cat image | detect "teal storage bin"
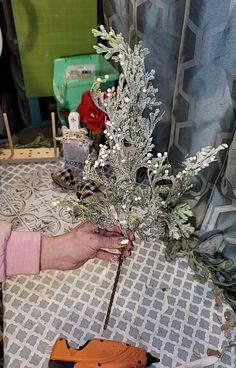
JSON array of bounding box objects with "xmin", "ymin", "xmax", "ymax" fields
[{"xmin": 53, "ymin": 54, "xmax": 119, "ymax": 124}]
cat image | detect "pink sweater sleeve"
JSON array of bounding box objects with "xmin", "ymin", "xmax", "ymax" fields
[{"xmin": 0, "ymin": 221, "xmax": 41, "ymax": 281}]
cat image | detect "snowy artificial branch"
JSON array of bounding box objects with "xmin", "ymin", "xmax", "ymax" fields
[{"xmin": 72, "ymin": 25, "xmax": 227, "ymax": 244}]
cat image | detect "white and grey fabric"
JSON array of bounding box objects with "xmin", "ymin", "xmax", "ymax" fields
[{"xmin": 102, "ymin": 0, "xmax": 236, "ymax": 307}]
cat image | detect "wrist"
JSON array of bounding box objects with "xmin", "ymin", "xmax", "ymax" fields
[
  {"xmin": 41, "ymin": 235, "xmax": 55, "ymax": 270},
  {"xmin": 40, "ymin": 232, "xmax": 76, "ymax": 271}
]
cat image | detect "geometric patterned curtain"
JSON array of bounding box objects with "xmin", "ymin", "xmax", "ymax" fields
[{"xmin": 102, "ymin": 0, "xmax": 236, "ymax": 306}]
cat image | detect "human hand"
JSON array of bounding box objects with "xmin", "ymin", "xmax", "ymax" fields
[{"xmin": 40, "ymin": 220, "xmax": 134, "ymax": 271}]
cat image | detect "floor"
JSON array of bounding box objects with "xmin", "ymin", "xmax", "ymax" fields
[{"xmin": 0, "ymin": 161, "xmax": 235, "ymax": 368}]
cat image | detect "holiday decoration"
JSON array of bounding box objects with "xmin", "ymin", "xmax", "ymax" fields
[
  {"xmin": 77, "ymin": 91, "xmax": 107, "ymax": 135},
  {"xmin": 66, "ymin": 26, "xmax": 227, "ymax": 326},
  {"xmin": 56, "ymin": 112, "xmax": 92, "ymax": 175}
]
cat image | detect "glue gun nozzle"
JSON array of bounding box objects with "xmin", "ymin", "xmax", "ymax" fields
[{"xmin": 146, "ymin": 352, "xmax": 160, "ymax": 366}]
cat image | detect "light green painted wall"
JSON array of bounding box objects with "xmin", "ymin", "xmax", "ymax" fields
[{"xmin": 12, "ymin": 0, "xmax": 97, "ymax": 97}]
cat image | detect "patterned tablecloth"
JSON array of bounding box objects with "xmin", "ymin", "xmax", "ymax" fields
[{"xmin": 0, "ymin": 162, "xmax": 235, "ymax": 368}]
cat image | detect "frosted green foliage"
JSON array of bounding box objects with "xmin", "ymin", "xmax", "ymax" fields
[{"xmin": 74, "ymin": 25, "xmax": 227, "ymax": 243}]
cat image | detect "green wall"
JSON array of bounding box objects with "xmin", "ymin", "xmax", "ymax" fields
[{"xmin": 12, "ymin": 0, "xmax": 97, "ymax": 97}]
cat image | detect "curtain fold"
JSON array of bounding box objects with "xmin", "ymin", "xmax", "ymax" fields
[
  {"xmin": 103, "ymin": 0, "xmax": 186, "ymax": 153},
  {"xmin": 102, "ymin": 0, "xmax": 236, "ymax": 306}
]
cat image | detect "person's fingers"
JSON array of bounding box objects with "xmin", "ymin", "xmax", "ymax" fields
[
  {"xmin": 127, "ymin": 241, "xmax": 134, "ymax": 251},
  {"xmin": 97, "ymin": 226, "xmax": 123, "ymax": 237},
  {"xmin": 127, "ymin": 230, "xmax": 135, "ymax": 242},
  {"xmin": 123, "ymin": 247, "xmax": 132, "ymax": 258},
  {"xmin": 96, "ymin": 249, "xmax": 132, "ymax": 261},
  {"xmin": 98, "ymin": 228, "xmax": 122, "ymax": 237},
  {"xmin": 107, "ymin": 225, "xmax": 123, "ymax": 234},
  {"xmin": 97, "ymin": 235, "xmax": 130, "ymax": 250},
  {"xmin": 94, "ymin": 226, "xmax": 135, "ymax": 243},
  {"xmin": 96, "ymin": 250, "xmax": 120, "ymax": 262},
  {"xmin": 105, "ymin": 228, "xmax": 135, "ymax": 242}
]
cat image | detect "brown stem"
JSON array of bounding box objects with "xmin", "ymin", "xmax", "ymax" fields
[{"xmin": 103, "ymin": 247, "xmax": 125, "ymax": 329}]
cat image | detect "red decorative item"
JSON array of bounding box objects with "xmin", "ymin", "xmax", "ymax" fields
[{"xmin": 77, "ymin": 91, "xmax": 107, "ymax": 134}]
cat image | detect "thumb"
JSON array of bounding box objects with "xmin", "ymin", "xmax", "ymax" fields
[{"xmin": 97, "ymin": 235, "xmax": 129, "ymax": 250}]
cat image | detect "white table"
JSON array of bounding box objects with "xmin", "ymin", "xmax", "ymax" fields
[{"xmin": 0, "ymin": 162, "xmax": 235, "ymax": 368}]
